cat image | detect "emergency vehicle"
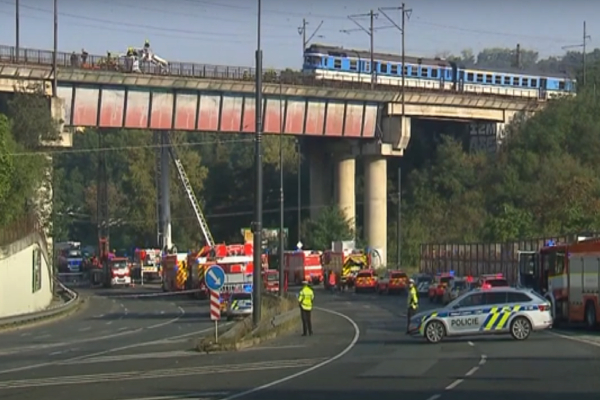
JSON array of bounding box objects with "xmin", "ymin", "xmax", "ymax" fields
[
  {"xmin": 377, "ymin": 270, "xmax": 409, "ymax": 294},
  {"xmin": 161, "ymin": 253, "xmax": 189, "ymax": 292},
  {"xmin": 354, "ymin": 269, "xmax": 378, "ymax": 293},
  {"xmin": 442, "ymin": 276, "xmax": 473, "ymax": 305},
  {"xmin": 284, "ymin": 250, "xmax": 323, "ymax": 285},
  {"xmin": 322, "ymin": 249, "xmax": 370, "ymax": 289},
  {"xmin": 109, "ymin": 257, "xmax": 132, "ymax": 287},
  {"xmin": 519, "ymin": 238, "xmax": 600, "ymax": 328},
  {"xmin": 476, "ymin": 273, "xmax": 509, "ymax": 289},
  {"xmin": 263, "ymin": 269, "xmax": 286, "ymax": 293},
  {"xmin": 413, "ymin": 274, "xmax": 433, "ymax": 297},
  {"xmin": 134, "ymin": 248, "xmax": 161, "ymax": 281},
  {"xmin": 54, "ymin": 241, "xmax": 84, "ymax": 273},
  {"xmin": 428, "ymin": 273, "xmax": 454, "ymax": 303}
]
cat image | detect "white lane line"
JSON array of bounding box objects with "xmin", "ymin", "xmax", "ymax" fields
[
  {"xmin": 548, "ymin": 330, "xmax": 600, "ymax": 348},
  {"xmin": 218, "ymin": 306, "xmax": 360, "ymax": 400},
  {"xmin": 479, "ymin": 354, "xmax": 487, "ymax": 366},
  {"xmin": 465, "ymin": 366, "xmax": 479, "ymax": 376},
  {"xmin": 78, "ymin": 327, "xmax": 91, "ymax": 332},
  {"xmin": 426, "ymin": 352, "xmax": 487, "ymax": 400},
  {"xmin": 0, "ymin": 306, "xmax": 191, "ymax": 375},
  {"xmin": 445, "ymin": 379, "xmax": 464, "ymax": 390},
  {"xmin": 116, "ymin": 392, "xmax": 229, "ymax": 400},
  {"xmin": 468, "ymin": 341, "xmax": 474, "ymax": 346},
  {"xmin": 425, "ymin": 395, "xmax": 441, "ymax": 400}
]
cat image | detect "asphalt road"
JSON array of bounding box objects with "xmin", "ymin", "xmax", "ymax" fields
[{"xmin": 2, "ymin": 286, "xmax": 600, "ymax": 400}]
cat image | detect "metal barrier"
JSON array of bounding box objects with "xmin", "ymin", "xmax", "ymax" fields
[{"xmin": 419, "ymin": 232, "xmax": 600, "ymax": 282}]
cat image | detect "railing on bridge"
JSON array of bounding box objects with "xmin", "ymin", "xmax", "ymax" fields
[{"xmin": 0, "ymin": 44, "xmax": 539, "ymax": 99}]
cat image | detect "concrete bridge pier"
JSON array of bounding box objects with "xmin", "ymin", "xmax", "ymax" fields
[
  {"xmin": 333, "ymin": 149, "xmax": 356, "ymax": 232},
  {"xmin": 363, "ymin": 155, "xmax": 387, "ymax": 267},
  {"xmin": 306, "ymin": 139, "xmax": 333, "ymax": 220},
  {"xmin": 159, "ymin": 132, "xmax": 172, "ymax": 251}
]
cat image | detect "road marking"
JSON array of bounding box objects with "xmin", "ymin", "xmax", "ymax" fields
[
  {"xmin": 479, "ymin": 354, "xmax": 487, "ymax": 366},
  {"xmin": 467, "ymin": 341, "xmax": 474, "ymax": 346},
  {"xmin": 425, "ymin": 395, "xmax": 441, "ymax": 400},
  {"xmin": 445, "ymin": 379, "xmax": 464, "ymax": 390},
  {"xmin": 465, "ymin": 367, "xmax": 479, "ymax": 376},
  {"xmin": 34, "ymin": 334, "xmax": 51, "ymax": 339},
  {"xmin": 0, "ymin": 307, "xmax": 192, "ymax": 375},
  {"xmin": 548, "ymin": 330, "xmax": 600, "ymax": 348},
  {"xmin": 0, "ymin": 359, "xmax": 323, "ymax": 389},
  {"xmin": 78, "ymin": 327, "xmax": 91, "ymax": 332},
  {"xmin": 217, "ymin": 306, "xmax": 360, "ymax": 400}
]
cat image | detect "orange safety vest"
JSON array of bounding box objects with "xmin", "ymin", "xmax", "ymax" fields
[{"xmin": 329, "ymin": 272, "xmax": 336, "ymax": 286}]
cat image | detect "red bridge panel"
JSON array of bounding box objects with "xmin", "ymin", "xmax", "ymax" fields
[
  {"xmin": 125, "ymin": 90, "xmax": 150, "ymax": 129},
  {"xmin": 58, "ymin": 84, "xmax": 379, "ymax": 138}
]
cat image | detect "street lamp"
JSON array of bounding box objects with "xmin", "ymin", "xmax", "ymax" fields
[{"xmin": 252, "ymin": 0, "xmax": 264, "ymax": 326}]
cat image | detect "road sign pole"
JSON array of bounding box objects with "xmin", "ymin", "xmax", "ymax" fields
[{"xmin": 210, "ymin": 288, "xmax": 221, "ymax": 343}]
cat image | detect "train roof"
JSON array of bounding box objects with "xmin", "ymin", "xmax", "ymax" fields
[
  {"xmin": 305, "ymin": 43, "xmax": 574, "ymax": 80},
  {"xmin": 305, "ymin": 43, "xmax": 453, "ymax": 67}
]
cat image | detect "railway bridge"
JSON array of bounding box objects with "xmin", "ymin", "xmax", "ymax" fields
[{"xmin": 0, "ymin": 45, "xmax": 544, "ymax": 265}]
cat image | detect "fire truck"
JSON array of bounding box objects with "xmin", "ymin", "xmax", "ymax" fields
[
  {"xmin": 322, "ymin": 249, "xmax": 371, "ymax": 289},
  {"xmin": 134, "ymin": 248, "xmax": 161, "ymax": 281},
  {"xmin": 519, "ymin": 238, "xmax": 600, "ymax": 328},
  {"xmin": 161, "ymin": 253, "xmax": 189, "ymax": 292},
  {"xmin": 428, "ymin": 272, "xmax": 454, "ymax": 303},
  {"xmin": 263, "ymin": 269, "xmax": 286, "ymax": 293},
  {"xmin": 89, "ymin": 238, "xmax": 130, "ymax": 287},
  {"xmin": 284, "ymin": 250, "xmax": 323, "ymax": 285}
]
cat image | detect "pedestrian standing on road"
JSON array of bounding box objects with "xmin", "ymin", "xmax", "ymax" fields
[
  {"xmin": 406, "ymin": 278, "xmax": 419, "ymax": 333},
  {"xmin": 298, "ymin": 280, "xmax": 315, "ymax": 336}
]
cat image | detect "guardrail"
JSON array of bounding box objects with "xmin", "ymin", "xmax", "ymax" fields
[
  {"xmin": 0, "ymin": 44, "xmax": 544, "ymax": 100},
  {"xmin": 0, "ymin": 277, "xmax": 82, "ymax": 330}
]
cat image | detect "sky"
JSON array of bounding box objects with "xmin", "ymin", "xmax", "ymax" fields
[{"xmin": 0, "ymin": 0, "xmax": 597, "ymax": 69}]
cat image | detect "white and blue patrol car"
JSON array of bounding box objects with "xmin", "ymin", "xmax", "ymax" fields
[{"xmin": 408, "ymin": 287, "xmax": 552, "ymax": 343}]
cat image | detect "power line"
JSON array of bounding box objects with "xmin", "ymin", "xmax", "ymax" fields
[
  {"xmin": 562, "ymin": 21, "xmax": 591, "ymax": 85},
  {"xmin": 298, "ymin": 18, "xmax": 324, "ymax": 53},
  {"xmin": 342, "ymin": 10, "xmax": 378, "ymax": 89},
  {"xmin": 7, "ymin": 137, "xmax": 253, "ymax": 156}
]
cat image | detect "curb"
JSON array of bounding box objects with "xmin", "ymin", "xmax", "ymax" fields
[{"xmin": 0, "ymin": 279, "xmax": 83, "ymax": 332}]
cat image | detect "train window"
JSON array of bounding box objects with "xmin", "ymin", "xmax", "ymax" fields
[
  {"xmin": 559, "ymin": 81, "xmax": 565, "ymax": 90},
  {"xmin": 522, "ymin": 78, "xmax": 529, "ymax": 86},
  {"xmin": 390, "ymin": 64, "xmax": 398, "ymax": 74},
  {"xmin": 485, "ymin": 74, "xmax": 492, "ymax": 83},
  {"xmin": 476, "ymin": 74, "xmax": 483, "ymax": 83},
  {"xmin": 494, "ymin": 76, "xmax": 501, "ymax": 84},
  {"xmin": 531, "ymin": 79, "xmax": 537, "ymax": 87},
  {"xmin": 333, "ymin": 58, "xmax": 342, "ymax": 69},
  {"xmin": 349, "ymin": 60, "xmax": 357, "ymax": 71},
  {"xmin": 403, "ymin": 66, "xmax": 408, "ymax": 76},
  {"xmin": 503, "ymin": 76, "xmax": 510, "ymax": 85},
  {"xmin": 411, "ymin": 66, "xmax": 418, "ymax": 76},
  {"xmin": 512, "ymin": 77, "xmax": 520, "ymax": 86},
  {"xmin": 365, "ymin": 62, "xmax": 371, "ymax": 72},
  {"xmin": 467, "ymin": 72, "xmax": 474, "ymax": 81},
  {"xmin": 431, "ymin": 68, "xmax": 438, "ymax": 78},
  {"xmin": 420, "ymin": 67, "xmax": 428, "ymax": 77},
  {"xmin": 380, "ymin": 63, "xmax": 388, "ymax": 73}
]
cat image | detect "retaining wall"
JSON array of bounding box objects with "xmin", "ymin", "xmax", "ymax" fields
[{"xmin": 0, "ymin": 232, "xmax": 53, "ymax": 318}]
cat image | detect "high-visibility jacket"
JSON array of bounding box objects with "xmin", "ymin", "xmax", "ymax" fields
[
  {"xmin": 328, "ymin": 272, "xmax": 336, "ymax": 286},
  {"xmin": 298, "ymin": 286, "xmax": 315, "ymax": 311},
  {"xmin": 408, "ymin": 286, "xmax": 418, "ymax": 310}
]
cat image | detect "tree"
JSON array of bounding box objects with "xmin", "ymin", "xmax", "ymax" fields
[{"xmin": 300, "ymin": 206, "xmax": 354, "ymax": 250}]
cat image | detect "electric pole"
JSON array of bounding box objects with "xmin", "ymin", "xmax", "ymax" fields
[
  {"xmin": 15, "ymin": 0, "xmax": 19, "ymax": 62},
  {"xmin": 52, "ymin": 0, "xmax": 58, "ymax": 97},
  {"xmin": 562, "ymin": 21, "xmax": 591, "ymax": 86},
  {"xmin": 344, "ymin": 11, "xmax": 378, "ymax": 89},
  {"xmin": 297, "ymin": 19, "xmax": 324, "ymax": 54},
  {"xmin": 278, "ymin": 80, "xmax": 285, "ymax": 296},
  {"xmin": 379, "ymin": 4, "xmax": 412, "ymax": 121}
]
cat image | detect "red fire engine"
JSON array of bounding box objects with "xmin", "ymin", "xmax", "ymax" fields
[
  {"xmin": 520, "ymin": 238, "xmax": 600, "ymax": 328},
  {"xmin": 284, "ymin": 250, "xmax": 323, "ymax": 285},
  {"xmin": 428, "ymin": 272, "xmax": 454, "ymax": 303}
]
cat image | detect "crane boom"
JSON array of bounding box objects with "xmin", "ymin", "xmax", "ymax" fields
[{"xmin": 165, "ymin": 133, "xmax": 215, "ymax": 247}]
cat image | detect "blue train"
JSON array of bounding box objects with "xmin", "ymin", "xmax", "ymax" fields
[{"xmin": 302, "ymin": 44, "xmax": 576, "ymax": 99}]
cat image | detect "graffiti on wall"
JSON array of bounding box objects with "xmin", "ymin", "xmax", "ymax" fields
[{"xmin": 468, "ymin": 122, "xmax": 506, "ymax": 153}]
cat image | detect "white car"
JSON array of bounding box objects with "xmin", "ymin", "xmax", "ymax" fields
[{"xmin": 408, "ymin": 287, "xmax": 552, "ymax": 343}]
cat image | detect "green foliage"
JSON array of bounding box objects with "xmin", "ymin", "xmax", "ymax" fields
[
  {"xmin": 7, "ymin": 86, "xmax": 60, "ymax": 148},
  {"xmin": 300, "ymin": 206, "xmax": 354, "ymax": 250}
]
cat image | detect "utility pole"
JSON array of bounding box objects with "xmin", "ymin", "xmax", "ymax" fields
[
  {"xmin": 15, "ymin": 0, "xmax": 19, "ymax": 62},
  {"xmin": 52, "ymin": 0, "xmax": 58, "ymax": 97},
  {"xmin": 396, "ymin": 167, "xmax": 401, "ymax": 267},
  {"xmin": 296, "ymin": 139, "xmax": 301, "ymax": 245},
  {"xmin": 278, "ymin": 80, "xmax": 285, "ymax": 296},
  {"xmin": 298, "ymin": 19, "xmax": 324, "ymax": 55},
  {"xmin": 379, "ymin": 4, "xmax": 412, "ymax": 121},
  {"xmin": 562, "ymin": 21, "xmax": 591, "ymax": 86},
  {"xmin": 345, "ymin": 11, "xmax": 378, "ymax": 89},
  {"xmin": 252, "ymin": 0, "xmax": 264, "ymax": 326}
]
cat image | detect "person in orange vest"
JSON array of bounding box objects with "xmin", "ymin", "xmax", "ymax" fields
[{"xmin": 328, "ymin": 270, "xmax": 336, "ymax": 291}]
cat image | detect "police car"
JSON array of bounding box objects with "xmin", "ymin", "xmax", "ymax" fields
[
  {"xmin": 407, "ymin": 287, "xmax": 552, "ymax": 343},
  {"xmin": 226, "ymin": 292, "xmax": 253, "ymax": 321}
]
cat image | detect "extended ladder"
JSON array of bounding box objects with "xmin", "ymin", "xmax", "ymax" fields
[{"xmin": 165, "ymin": 133, "xmax": 215, "ymax": 247}]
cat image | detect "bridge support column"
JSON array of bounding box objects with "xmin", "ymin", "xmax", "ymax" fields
[
  {"xmin": 307, "ymin": 139, "xmax": 332, "ymax": 220},
  {"xmin": 160, "ymin": 132, "xmax": 172, "ymax": 251},
  {"xmin": 334, "ymin": 154, "xmax": 356, "ymax": 232},
  {"xmin": 363, "ymin": 155, "xmax": 387, "ymax": 267},
  {"xmin": 381, "ymin": 115, "xmax": 412, "ymax": 156}
]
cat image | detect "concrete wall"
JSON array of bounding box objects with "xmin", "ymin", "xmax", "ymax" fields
[{"xmin": 0, "ymin": 233, "xmax": 53, "ymax": 318}]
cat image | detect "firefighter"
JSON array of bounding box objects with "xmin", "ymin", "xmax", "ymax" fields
[
  {"xmin": 328, "ymin": 270, "xmax": 336, "ymax": 291},
  {"xmin": 298, "ymin": 280, "xmax": 314, "ymax": 336},
  {"xmin": 406, "ymin": 278, "xmax": 418, "ymax": 333}
]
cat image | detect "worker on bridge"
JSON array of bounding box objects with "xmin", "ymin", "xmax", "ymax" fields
[
  {"xmin": 298, "ymin": 280, "xmax": 314, "ymax": 336},
  {"xmin": 406, "ymin": 278, "xmax": 418, "ymax": 333}
]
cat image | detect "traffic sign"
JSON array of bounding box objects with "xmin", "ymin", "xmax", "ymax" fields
[
  {"xmin": 210, "ymin": 289, "xmax": 221, "ymax": 321},
  {"xmin": 205, "ymin": 265, "xmax": 225, "ymax": 291}
]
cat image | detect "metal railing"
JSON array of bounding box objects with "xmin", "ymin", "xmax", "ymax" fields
[
  {"xmin": 0, "ymin": 44, "xmax": 543, "ymax": 100},
  {"xmin": 419, "ymin": 232, "xmax": 600, "ymax": 283}
]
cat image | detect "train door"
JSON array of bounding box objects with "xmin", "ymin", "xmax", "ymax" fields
[
  {"xmin": 457, "ymin": 70, "xmax": 464, "ymax": 92},
  {"xmin": 539, "ymin": 78, "xmax": 547, "ymax": 100}
]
